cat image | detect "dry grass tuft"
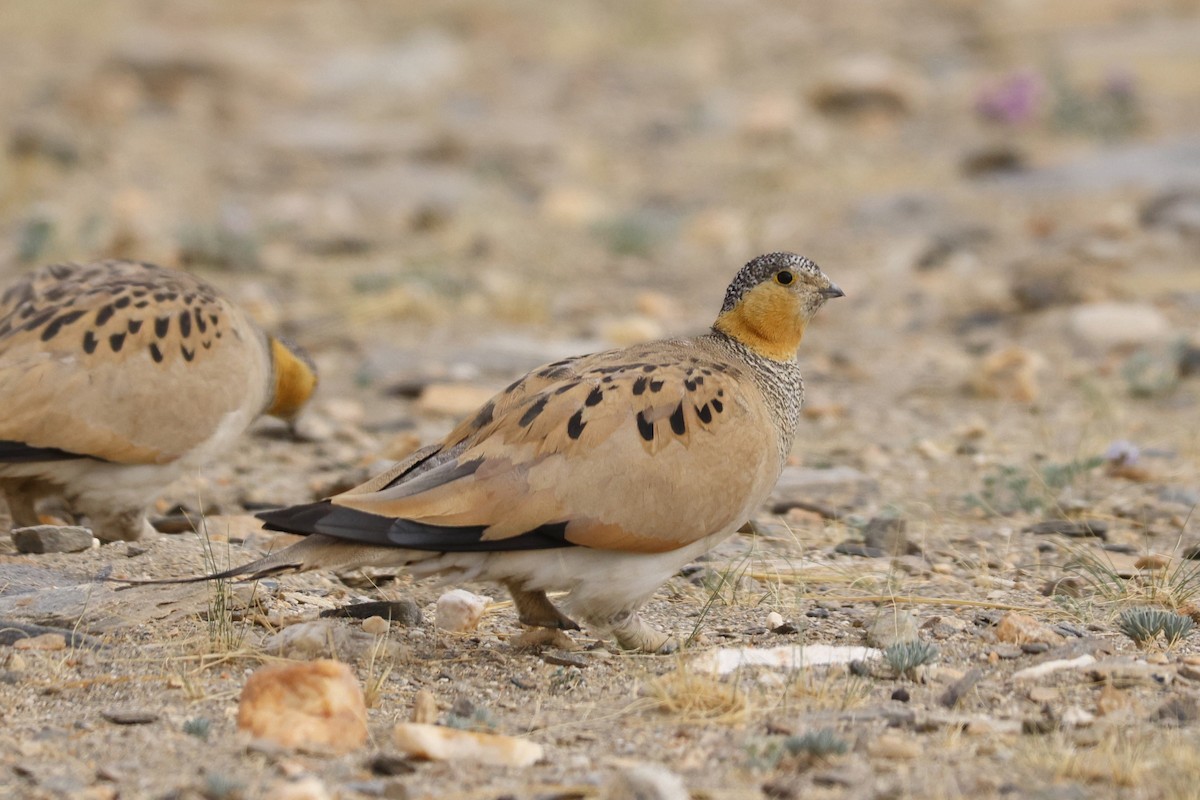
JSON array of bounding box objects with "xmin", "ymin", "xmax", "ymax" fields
[{"xmin": 646, "ymin": 662, "xmax": 747, "ymax": 723}]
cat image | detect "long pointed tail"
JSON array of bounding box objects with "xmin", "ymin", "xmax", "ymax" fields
[{"xmin": 110, "ymin": 534, "xmax": 422, "ymax": 586}]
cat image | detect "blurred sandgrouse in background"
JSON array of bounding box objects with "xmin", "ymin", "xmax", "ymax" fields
[
  {"xmin": 0, "ymin": 260, "xmax": 318, "ymax": 541},
  {"xmin": 201, "ymin": 252, "xmax": 842, "ymax": 652}
]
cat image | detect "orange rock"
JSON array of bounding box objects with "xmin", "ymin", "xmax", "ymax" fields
[
  {"xmin": 994, "ymin": 612, "xmax": 1064, "ymax": 646},
  {"xmin": 237, "ymin": 659, "xmax": 368, "ymax": 754}
]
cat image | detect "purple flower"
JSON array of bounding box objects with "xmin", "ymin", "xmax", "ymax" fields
[{"xmin": 975, "ymin": 71, "xmax": 1042, "ymax": 126}]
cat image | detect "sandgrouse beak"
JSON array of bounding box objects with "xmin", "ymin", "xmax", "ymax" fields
[{"xmin": 821, "ymin": 283, "xmax": 845, "ymax": 299}]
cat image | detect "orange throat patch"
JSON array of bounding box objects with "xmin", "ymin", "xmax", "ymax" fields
[
  {"xmin": 266, "ymin": 337, "xmax": 318, "ymax": 419},
  {"xmin": 712, "ymin": 284, "xmax": 805, "ymax": 362}
]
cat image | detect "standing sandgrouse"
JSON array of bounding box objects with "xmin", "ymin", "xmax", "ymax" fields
[
  {"xmin": 0, "ymin": 260, "xmax": 318, "ymax": 541},
  {"xmin": 171, "ymin": 253, "xmax": 841, "ymax": 651}
]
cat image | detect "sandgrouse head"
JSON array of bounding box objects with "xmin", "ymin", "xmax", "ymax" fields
[{"xmin": 713, "ymin": 252, "xmax": 843, "ymax": 361}]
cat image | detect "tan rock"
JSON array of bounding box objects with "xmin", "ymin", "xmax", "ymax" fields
[
  {"xmin": 237, "ymin": 659, "xmax": 368, "ymax": 754},
  {"xmin": 966, "ymin": 346, "xmax": 1045, "ymax": 403},
  {"xmin": 994, "ymin": 612, "xmax": 1064, "ymax": 646},
  {"xmin": 868, "ymin": 733, "xmax": 920, "ymax": 760},
  {"xmin": 361, "ymin": 616, "xmax": 390, "ymax": 636},
  {"xmin": 392, "ymin": 722, "xmax": 543, "ymax": 766},
  {"xmin": 13, "ymin": 633, "xmax": 67, "ymax": 651},
  {"xmin": 417, "ymin": 383, "xmax": 498, "ymax": 418},
  {"xmin": 412, "ymin": 689, "xmax": 439, "ymax": 724},
  {"xmin": 601, "ymin": 315, "xmax": 663, "ymax": 347}
]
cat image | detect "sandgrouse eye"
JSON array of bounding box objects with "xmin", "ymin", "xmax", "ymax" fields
[{"xmin": 775, "ymin": 270, "xmax": 795, "ymax": 286}]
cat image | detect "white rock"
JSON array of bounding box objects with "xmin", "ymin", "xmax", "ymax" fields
[
  {"xmin": 264, "ymin": 776, "xmax": 332, "ymax": 800},
  {"xmin": 691, "ymin": 645, "xmax": 882, "ymax": 676},
  {"xmin": 604, "ymin": 762, "xmax": 689, "ymax": 800},
  {"xmin": 361, "ymin": 616, "xmax": 390, "ymax": 636},
  {"xmin": 436, "ymin": 589, "xmax": 491, "ymax": 632},
  {"xmin": 766, "ymin": 611, "xmax": 785, "ymax": 629},
  {"xmin": 392, "ymin": 722, "xmax": 543, "ymax": 766},
  {"xmin": 1068, "ymin": 303, "xmax": 1171, "ymax": 348},
  {"xmin": 1012, "ymin": 654, "xmax": 1096, "ymax": 682}
]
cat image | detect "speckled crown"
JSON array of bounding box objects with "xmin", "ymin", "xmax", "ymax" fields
[{"xmin": 719, "ymin": 253, "xmax": 822, "ymax": 313}]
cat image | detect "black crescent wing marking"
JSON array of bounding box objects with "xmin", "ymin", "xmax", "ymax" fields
[
  {"xmin": 0, "ymin": 440, "xmax": 94, "ymax": 463},
  {"xmin": 256, "ymin": 501, "xmax": 573, "ymax": 553}
]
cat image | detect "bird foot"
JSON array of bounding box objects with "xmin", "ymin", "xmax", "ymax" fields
[
  {"xmin": 506, "ymin": 583, "xmax": 581, "ymax": 631},
  {"xmin": 605, "ymin": 610, "xmax": 678, "ymax": 654}
]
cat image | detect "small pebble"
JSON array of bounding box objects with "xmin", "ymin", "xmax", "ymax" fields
[
  {"xmin": 766, "ymin": 611, "xmax": 785, "ymax": 629},
  {"xmin": 361, "ymin": 616, "xmax": 390, "ymax": 636},
  {"xmin": 101, "ymin": 709, "xmax": 159, "ymax": 725}
]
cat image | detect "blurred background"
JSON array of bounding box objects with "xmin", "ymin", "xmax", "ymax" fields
[{"xmin": 1, "ymin": 0, "xmax": 1198, "ymax": 512}]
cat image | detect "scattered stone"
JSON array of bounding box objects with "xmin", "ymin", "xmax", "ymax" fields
[
  {"xmin": 11, "ymin": 525, "xmax": 94, "ymax": 554},
  {"xmin": 939, "ymin": 667, "xmax": 984, "ymax": 707},
  {"xmin": 412, "ymin": 689, "xmax": 439, "ymax": 724},
  {"xmin": 1024, "ymin": 519, "xmax": 1107, "ymax": 539},
  {"xmin": 862, "ymin": 517, "xmax": 916, "ymax": 556},
  {"xmin": 1028, "ymin": 687, "xmax": 1058, "ymax": 704},
  {"xmin": 601, "ymin": 315, "xmax": 664, "ymax": 347},
  {"xmin": 1141, "ymin": 189, "xmax": 1200, "ymax": 236},
  {"xmin": 0, "ymin": 619, "xmax": 102, "ymax": 649},
  {"xmin": 264, "ymin": 776, "xmax": 332, "ymax": 800},
  {"xmin": 263, "ymin": 620, "xmax": 392, "ymax": 661},
  {"xmin": 11, "ymin": 629, "xmax": 68, "ymax": 652},
  {"xmin": 1068, "ymin": 303, "xmax": 1171, "ymax": 349},
  {"xmin": 961, "ymin": 144, "xmax": 1026, "ymax": 177},
  {"xmin": 604, "ymin": 762, "xmax": 689, "ymax": 800},
  {"xmin": 691, "ymin": 645, "xmax": 882, "ymax": 675},
  {"xmin": 361, "ymin": 616, "xmax": 390, "ymax": 636},
  {"xmin": 435, "ymin": 589, "xmax": 491, "ymax": 632},
  {"xmin": 769, "ymin": 466, "xmax": 877, "ymax": 513},
  {"xmin": 966, "ymin": 346, "xmax": 1044, "ymax": 403},
  {"xmin": 1152, "ymin": 696, "xmax": 1200, "ymax": 725},
  {"xmin": 1021, "ymin": 642, "xmax": 1050, "ymax": 655},
  {"xmin": 809, "ymin": 56, "xmax": 924, "ymax": 117},
  {"xmin": 1134, "ymin": 554, "xmax": 1172, "ymax": 572},
  {"xmin": 766, "ymin": 611, "xmax": 785, "ymax": 630},
  {"xmin": 101, "ymin": 709, "xmax": 158, "ymax": 725},
  {"xmin": 391, "ymin": 723, "xmax": 543, "ymax": 767},
  {"xmin": 542, "ymin": 650, "xmax": 589, "ymax": 669},
  {"xmin": 995, "ymin": 613, "xmax": 1065, "ymax": 646},
  {"xmin": 238, "ymin": 659, "xmax": 369, "ymax": 754},
  {"xmin": 891, "ymin": 688, "xmax": 910, "ymax": 703},
  {"xmin": 1061, "ymin": 707, "xmax": 1096, "ymax": 728},
  {"xmin": 417, "ymin": 384, "xmax": 500, "ymax": 418},
  {"xmin": 833, "ymin": 541, "xmax": 885, "ymax": 558},
  {"xmin": 369, "ymin": 754, "xmax": 418, "ymax": 777},
  {"xmin": 865, "ymin": 611, "xmax": 919, "ymax": 649},
  {"xmin": 1087, "ymin": 659, "xmax": 1173, "ymax": 688},
  {"xmin": 868, "ymin": 733, "xmax": 920, "ymax": 760},
  {"xmin": 320, "ymin": 600, "xmax": 423, "ymax": 627}
]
